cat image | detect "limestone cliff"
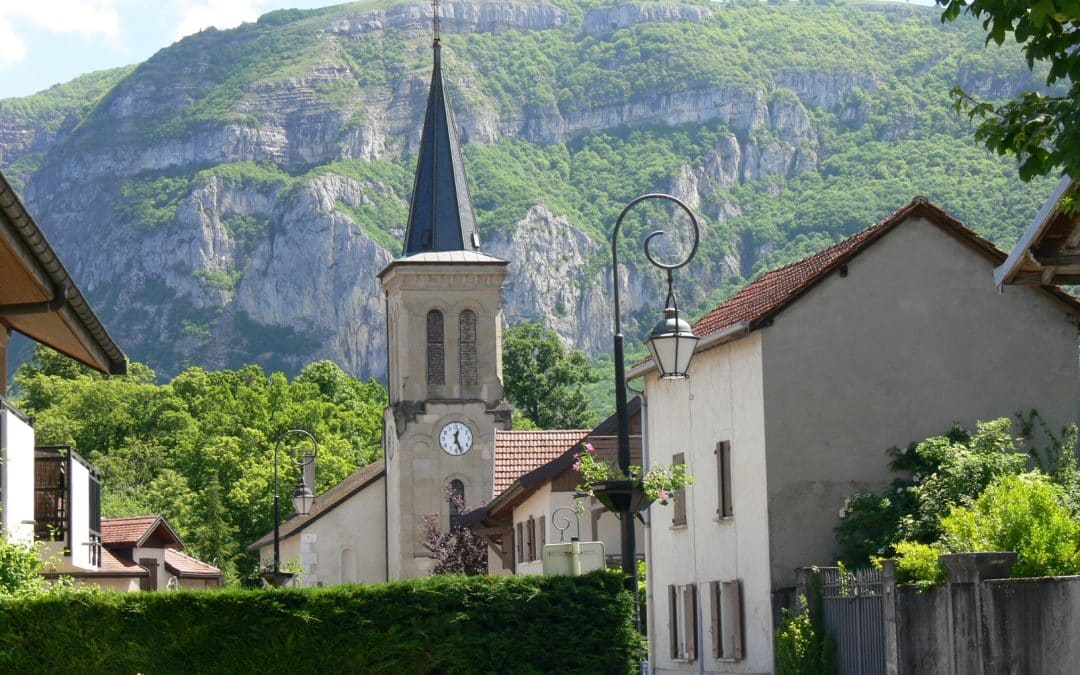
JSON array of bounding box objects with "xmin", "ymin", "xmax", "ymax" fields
[{"xmin": 0, "ymin": 0, "xmax": 1048, "ymax": 378}]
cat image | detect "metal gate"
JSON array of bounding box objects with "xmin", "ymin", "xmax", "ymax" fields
[{"xmin": 819, "ymin": 567, "xmax": 885, "ymax": 675}]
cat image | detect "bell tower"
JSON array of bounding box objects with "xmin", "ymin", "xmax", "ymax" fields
[{"xmin": 379, "ymin": 5, "xmax": 510, "ymax": 579}]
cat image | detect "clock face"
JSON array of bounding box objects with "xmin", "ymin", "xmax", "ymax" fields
[{"xmin": 439, "ymin": 422, "xmax": 473, "ymax": 456}]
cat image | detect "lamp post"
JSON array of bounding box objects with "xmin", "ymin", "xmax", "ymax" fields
[
  {"xmin": 610, "ymin": 194, "xmax": 701, "ymax": 607},
  {"xmin": 271, "ymin": 429, "xmax": 319, "ymax": 582}
]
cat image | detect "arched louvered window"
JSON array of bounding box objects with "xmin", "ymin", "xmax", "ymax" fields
[
  {"xmin": 459, "ymin": 310, "xmax": 477, "ymax": 387},
  {"xmin": 448, "ymin": 479, "xmax": 465, "ymax": 531},
  {"xmin": 427, "ymin": 310, "xmax": 445, "ymax": 385}
]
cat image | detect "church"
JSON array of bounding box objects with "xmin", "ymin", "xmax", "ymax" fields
[{"xmin": 250, "ymin": 17, "xmax": 514, "ymax": 583}]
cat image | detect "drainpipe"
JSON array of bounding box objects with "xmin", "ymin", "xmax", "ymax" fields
[{"xmin": 383, "ymin": 289, "xmax": 391, "ymax": 582}]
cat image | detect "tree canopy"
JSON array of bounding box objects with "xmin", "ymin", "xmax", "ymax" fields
[
  {"xmin": 502, "ymin": 322, "xmax": 600, "ymax": 430},
  {"xmin": 937, "ymin": 0, "xmax": 1080, "ymax": 180},
  {"xmin": 12, "ymin": 346, "xmax": 387, "ymax": 583}
]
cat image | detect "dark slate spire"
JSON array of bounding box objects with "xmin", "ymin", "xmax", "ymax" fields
[{"xmin": 402, "ymin": 0, "xmax": 480, "ymax": 256}]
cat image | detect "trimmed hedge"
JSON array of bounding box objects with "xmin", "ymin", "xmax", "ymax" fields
[{"xmin": 0, "ymin": 572, "xmax": 642, "ymax": 674}]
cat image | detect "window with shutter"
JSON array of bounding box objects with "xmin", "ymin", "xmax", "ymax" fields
[
  {"xmin": 448, "ymin": 479, "xmax": 465, "ymax": 532},
  {"xmin": 716, "ymin": 441, "xmax": 733, "ymax": 518},
  {"xmin": 516, "ymin": 522, "xmax": 524, "ymax": 563},
  {"xmin": 459, "ymin": 310, "xmax": 477, "ymax": 386},
  {"xmin": 710, "ymin": 579, "xmax": 745, "ymax": 660},
  {"xmin": 669, "ymin": 583, "xmax": 698, "ymax": 661},
  {"xmin": 427, "ymin": 310, "xmax": 445, "ymax": 385},
  {"xmin": 672, "ymin": 452, "xmax": 687, "ymax": 526}
]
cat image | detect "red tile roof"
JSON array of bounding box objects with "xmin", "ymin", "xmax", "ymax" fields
[
  {"xmin": 692, "ymin": 199, "xmax": 969, "ymax": 340},
  {"xmin": 100, "ymin": 516, "xmax": 160, "ymax": 547},
  {"xmin": 493, "ymin": 429, "xmax": 591, "ymax": 494},
  {"xmin": 97, "ymin": 548, "xmax": 146, "ymax": 576},
  {"xmin": 164, "ymin": 549, "xmax": 222, "ymax": 578}
]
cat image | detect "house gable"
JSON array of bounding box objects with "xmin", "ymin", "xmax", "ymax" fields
[{"xmin": 759, "ymin": 210, "xmax": 1080, "ymax": 589}]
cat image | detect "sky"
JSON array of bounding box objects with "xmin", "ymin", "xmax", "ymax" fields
[
  {"xmin": 0, "ymin": 0, "xmax": 941, "ymax": 100},
  {"xmin": 0, "ymin": 0, "xmax": 342, "ymax": 99}
]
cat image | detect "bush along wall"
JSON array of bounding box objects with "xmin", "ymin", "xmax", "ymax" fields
[{"xmin": 0, "ymin": 572, "xmax": 643, "ymax": 674}]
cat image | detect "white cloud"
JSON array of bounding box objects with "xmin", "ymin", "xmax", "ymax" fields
[
  {"xmin": 0, "ymin": 1, "xmax": 122, "ymax": 39},
  {"xmin": 171, "ymin": 0, "xmax": 266, "ymax": 42},
  {"xmin": 0, "ymin": 17, "xmax": 28, "ymax": 71}
]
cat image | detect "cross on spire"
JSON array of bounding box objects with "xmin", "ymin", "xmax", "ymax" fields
[
  {"xmin": 433, "ymin": 0, "xmax": 441, "ymax": 44},
  {"xmin": 400, "ymin": 0, "xmax": 481, "ymax": 256}
]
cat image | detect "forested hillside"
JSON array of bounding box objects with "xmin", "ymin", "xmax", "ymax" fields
[
  {"xmin": 12, "ymin": 348, "xmax": 386, "ymax": 581},
  {"xmin": 0, "ymin": 0, "xmax": 1060, "ymax": 378}
]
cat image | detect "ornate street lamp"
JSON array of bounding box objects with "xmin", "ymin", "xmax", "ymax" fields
[
  {"xmin": 270, "ymin": 429, "xmax": 319, "ymax": 585},
  {"xmin": 610, "ymin": 193, "xmax": 701, "ymax": 611}
]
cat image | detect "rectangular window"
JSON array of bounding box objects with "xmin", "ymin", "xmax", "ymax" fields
[
  {"xmin": 716, "ymin": 441, "xmax": 733, "ymax": 518},
  {"xmin": 710, "ymin": 580, "xmax": 744, "ymax": 660},
  {"xmin": 538, "ymin": 516, "xmax": 546, "ymax": 551},
  {"xmin": 669, "ymin": 583, "xmax": 698, "ymax": 661},
  {"xmin": 672, "ymin": 452, "xmax": 687, "ymax": 526}
]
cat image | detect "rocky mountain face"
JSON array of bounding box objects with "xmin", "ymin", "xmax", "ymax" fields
[{"xmin": 0, "ymin": 0, "xmax": 1048, "ymax": 379}]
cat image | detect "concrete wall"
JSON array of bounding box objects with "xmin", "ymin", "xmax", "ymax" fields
[
  {"xmin": 644, "ymin": 332, "xmax": 774, "ymax": 674},
  {"xmin": 886, "ymin": 554, "xmax": 1080, "ymax": 675},
  {"xmin": 258, "ymin": 476, "xmax": 388, "ymax": 585},
  {"xmin": 762, "ymin": 216, "xmax": 1080, "ymax": 589},
  {"xmin": 1, "ymin": 406, "xmax": 35, "ymax": 544},
  {"xmin": 68, "ymin": 458, "xmax": 93, "ymax": 570}
]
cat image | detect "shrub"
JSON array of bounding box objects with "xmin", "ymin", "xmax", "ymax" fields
[
  {"xmin": 889, "ymin": 541, "xmax": 946, "ymax": 588},
  {"xmin": 941, "ymin": 472, "xmax": 1080, "ymax": 578},
  {"xmin": 0, "ymin": 572, "xmax": 643, "ymax": 674},
  {"xmin": 774, "ymin": 596, "xmax": 837, "ymax": 675}
]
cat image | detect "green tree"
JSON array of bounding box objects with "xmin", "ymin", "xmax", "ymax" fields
[
  {"xmin": 502, "ymin": 322, "xmax": 599, "ymax": 429},
  {"xmin": 0, "ymin": 537, "xmax": 47, "ymax": 597},
  {"xmin": 11, "ymin": 348, "xmax": 388, "ymax": 581},
  {"xmin": 937, "ymin": 0, "xmax": 1080, "ymax": 180},
  {"xmin": 836, "ymin": 418, "xmax": 1031, "ymax": 566}
]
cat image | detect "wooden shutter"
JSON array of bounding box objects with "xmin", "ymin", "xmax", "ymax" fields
[
  {"xmin": 716, "ymin": 441, "xmax": 733, "ymax": 518},
  {"xmin": 710, "ymin": 581, "xmax": 722, "ymax": 658},
  {"xmin": 526, "ymin": 517, "xmax": 535, "ymax": 562},
  {"xmin": 668, "ymin": 585, "xmax": 679, "ymax": 660},
  {"xmin": 722, "ymin": 580, "xmax": 744, "ymax": 659},
  {"xmin": 672, "ymin": 452, "xmax": 687, "ymax": 526},
  {"xmin": 682, "ymin": 584, "xmax": 697, "ymax": 661},
  {"xmin": 426, "ymin": 310, "xmax": 445, "ymax": 385},
  {"xmin": 516, "ymin": 522, "xmax": 524, "ymax": 563},
  {"xmin": 459, "ymin": 310, "xmax": 477, "ymax": 386},
  {"xmin": 140, "ymin": 558, "xmax": 159, "ymax": 591},
  {"xmin": 539, "ymin": 516, "xmax": 546, "ymax": 549}
]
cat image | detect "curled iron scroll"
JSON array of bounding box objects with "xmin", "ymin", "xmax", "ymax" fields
[{"xmin": 551, "ymin": 506, "xmax": 581, "ymax": 542}]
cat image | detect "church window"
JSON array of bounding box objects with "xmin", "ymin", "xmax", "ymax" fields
[
  {"xmin": 448, "ymin": 479, "xmax": 465, "ymax": 531},
  {"xmin": 427, "ymin": 310, "xmax": 445, "ymax": 385},
  {"xmin": 459, "ymin": 310, "xmax": 477, "ymax": 386}
]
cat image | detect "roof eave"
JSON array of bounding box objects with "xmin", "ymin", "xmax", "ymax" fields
[{"xmin": 995, "ymin": 175, "xmax": 1076, "ymax": 288}]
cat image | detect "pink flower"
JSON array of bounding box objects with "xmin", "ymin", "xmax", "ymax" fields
[
  {"xmin": 573, "ymin": 462, "xmax": 581, "ymax": 471},
  {"xmin": 657, "ymin": 489, "xmax": 670, "ymax": 503},
  {"xmin": 584, "ymin": 442, "xmax": 595, "ymax": 453}
]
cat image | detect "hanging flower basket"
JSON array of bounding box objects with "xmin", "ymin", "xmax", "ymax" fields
[
  {"xmin": 260, "ymin": 569, "xmax": 295, "ymax": 588},
  {"xmin": 592, "ymin": 479, "xmax": 654, "ymax": 514}
]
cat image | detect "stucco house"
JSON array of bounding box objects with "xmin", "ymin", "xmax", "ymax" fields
[
  {"xmin": 465, "ymin": 399, "xmax": 644, "ymax": 575},
  {"xmin": 631, "ymin": 197, "xmax": 1080, "ymax": 674},
  {"xmin": 249, "ymin": 460, "xmax": 387, "ymax": 585}
]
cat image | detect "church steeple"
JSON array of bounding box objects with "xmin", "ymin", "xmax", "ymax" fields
[{"xmin": 402, "ymin": 0, "xmax": 481, "ymax": 256}]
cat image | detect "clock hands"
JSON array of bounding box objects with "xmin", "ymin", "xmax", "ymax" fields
[{"xmin": 454, "ymin": 429, "xmax": 463, "ymax": 453}]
